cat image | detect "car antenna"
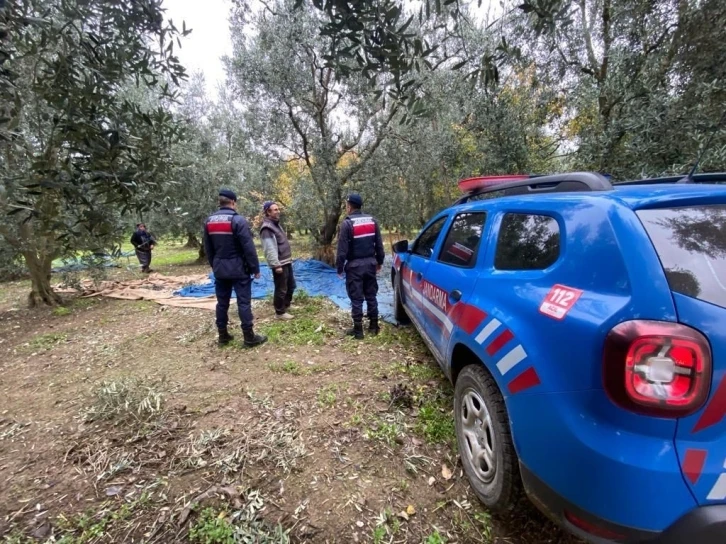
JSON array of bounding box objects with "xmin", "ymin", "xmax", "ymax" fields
[{"xmin": 683, "ymin": 109, "xmax": 726, "ymax": 183}]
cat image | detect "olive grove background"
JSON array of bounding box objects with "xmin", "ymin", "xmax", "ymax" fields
[{"xmin": 1, "ymin": 0, "xmax": 725, "ymax": 302}]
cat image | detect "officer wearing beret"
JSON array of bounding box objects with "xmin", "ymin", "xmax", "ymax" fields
[
  {"xmin": 203, "ymin": 189, "xmax": 267, "ymax": 348},
  {"xmin": 335, "ymin": 193, "xmax": 385, "ymax": 339}
]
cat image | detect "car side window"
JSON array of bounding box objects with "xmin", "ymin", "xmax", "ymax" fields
[
  {"xmin": 438, "ymin": 212, "xmax": 487, "ymax": 268},
  {"xmin": 412, "ymin": 216, "xmax": 447, "ymax": 259},
  {"xmin": 495, "ymin": 213, "xmax": 560, "ymax": 270}
]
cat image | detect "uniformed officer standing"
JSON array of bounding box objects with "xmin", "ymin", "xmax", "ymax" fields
[
  {"xmin": 203, "ymin": 189, "xmax": 267, "ymax": 348},
  {"xmin": 335, "ymin": 193, "xmax": 385, "ymax": 339}
]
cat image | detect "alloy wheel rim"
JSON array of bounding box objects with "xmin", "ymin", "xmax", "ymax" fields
[{"xmin": 460, "ymin": 387, "xmax": 496, "ymax": 484}]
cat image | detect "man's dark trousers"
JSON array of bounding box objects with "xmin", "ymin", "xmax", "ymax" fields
[
  {"xmin": 345, "ymin": 262, "xmax": 378, "ymax": 322},
  {"xmin": 272, "ymin": 263, "xmax": 296, "ymax": 315},
  {"xmin": 215, "ymin": 277, "xmax": 253, "ymax": 331},
  {"xmin": 135, "ymin": 249, "xmax": 151, "ymax": 270}
]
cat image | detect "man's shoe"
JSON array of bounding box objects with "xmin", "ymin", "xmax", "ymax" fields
[
  {"xmin": 243, "ymin": 329, "xmax": 268, "ymax": 348},
  {"xmin": 218, "ymin": 329, "xmax": 234, "ymax": 346},
  {"xmin": 275, "ymin": 312, "xmax": 294, "ymax": 320},
  {"xmin": 368, "ymin": 318, "xmax": 380, "ymax": 336},
  {"xmin": 345, "ymin": 321, "xmax": 364, "ymax": 340}
]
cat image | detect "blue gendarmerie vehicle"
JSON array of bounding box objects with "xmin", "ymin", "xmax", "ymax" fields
[{"xmin": 390, "ymin": 172, "xmax": 726, "ymax": 543}]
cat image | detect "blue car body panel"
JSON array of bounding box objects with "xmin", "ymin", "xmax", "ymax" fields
[
  {"xmin": 672, "ymin": 293, "xmax": 726, "ymax": 506},
  {"xmin": 508, "ymin": 390, "xmax": 696, "ymax": 531},
  {"xmin": 392, "ymin": 182, "xmax": 726, "ymax": 537}
]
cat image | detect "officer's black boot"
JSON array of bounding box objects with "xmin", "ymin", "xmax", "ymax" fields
[
  {"xmin": 218, "ymin": 328, "xmax": 234, "ymax": 346},
  {"xmin": 243, "ymin": 328, "xmax": 268, "ymax": 348},
  {"xmin": 368, "ymin": 317, "xmax": 380, "ymax": 336},
  {"xmin": 345, "ymin": 320, "xmax": 364, "ymax": 340}
]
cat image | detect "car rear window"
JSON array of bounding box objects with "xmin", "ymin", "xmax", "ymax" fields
[{"xmin": 637, "ymin": 205, "xmax": 726, "ymax": 309}]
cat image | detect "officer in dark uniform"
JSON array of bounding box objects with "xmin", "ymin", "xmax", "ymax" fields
[
  {"xmin": 335, "ymin": 193, "xmax": 385, "ymax": 339},
  {"xmin": 203, "ymin": 189, "xmax": 267, "ymax": 348}
]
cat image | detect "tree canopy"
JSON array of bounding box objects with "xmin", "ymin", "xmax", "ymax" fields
[
  {"xmin": 0, "ymin": 0, "xmax": 188, "ymax": 304},
  {"xmin": 2, "ymin": 0, "xmax": 726, "ymax": 298}
]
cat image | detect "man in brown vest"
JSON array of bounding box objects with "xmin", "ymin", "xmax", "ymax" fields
[{"xmin": 260, "ymin": 201, "xmax": 296, "ymax": 320}]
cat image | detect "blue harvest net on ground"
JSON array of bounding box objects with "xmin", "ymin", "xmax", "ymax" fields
[{"xmin": 175, "ymin": 258, "xmax": 397, "ymax": 324}]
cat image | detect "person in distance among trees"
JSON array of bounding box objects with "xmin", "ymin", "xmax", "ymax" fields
[{"xmin": 130, "ymin": 222, "xmax": 156, "ymax": 273}]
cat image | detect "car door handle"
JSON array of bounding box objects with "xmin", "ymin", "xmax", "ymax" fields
[
  {"xmin": 416, "ymin": 272, "xmax": 423, "ymax": 281},
  {"xmin": 450, "ymin": 289, "xmax": 462, "ymax": 302}
]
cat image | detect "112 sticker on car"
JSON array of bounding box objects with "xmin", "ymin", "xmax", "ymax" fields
[{"xmin": 539, "ymin": 284, "xmax": 583, "ymax": 320}]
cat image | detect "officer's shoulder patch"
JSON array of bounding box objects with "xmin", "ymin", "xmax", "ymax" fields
[{"xmin": 208, "ymin": 214, "xmax": 233, "ymax": 223}]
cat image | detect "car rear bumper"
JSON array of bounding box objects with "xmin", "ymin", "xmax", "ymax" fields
[
  {"xmin": 655, "ymin": 504, "xmax": 726, "ymax": 544},
  {"xmin": 521, "ymin": 462, "xmax": 726, "ymax": 543}
]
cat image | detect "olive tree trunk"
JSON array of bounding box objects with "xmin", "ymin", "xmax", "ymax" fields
[
  {"xmin": 1, "ymin": 216, "xmax": 62, "ymax": 307},
  {"xmin": 185, "ymin": 233, "xmax": 200, "ymax": 248},
  {"xmin": 196, "ymin": 242, "xmax": 207, "ymax": 264},
  {"xmin": 23, "ymin": 251, "xmax": 61, "ymax": 307},
  {"xmin": 313, "ymin": 210, "xmax": 342, "ymax": 265}
]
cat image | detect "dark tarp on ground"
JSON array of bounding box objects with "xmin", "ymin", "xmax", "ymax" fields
[{"xmin": 176, "ymin": 258, "xmax": 396, "ymax": 324}]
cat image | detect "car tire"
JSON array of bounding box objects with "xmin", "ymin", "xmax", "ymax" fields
[
  {"xmin": 454, "ymin": 364, "xmax": 521, "ymax": 512},
  {"xmin": 393, "ymin": 273, "xmax": 410, "ymax": 325}
]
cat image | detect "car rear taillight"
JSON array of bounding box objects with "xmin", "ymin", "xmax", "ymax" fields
[
  {"xmin": 564, "ymin": 510, "xmax": 625, "ymax": 541},
  {"xmin": 603, "ymin": 320, "xmax": 711, "ymax": 417}
]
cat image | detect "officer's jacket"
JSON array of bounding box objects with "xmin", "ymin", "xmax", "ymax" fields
[
  {"xmin": 335, "ymin": 210, "xmax": 385, "ymax": 274},
  {"xmin": 203, "ymin": 207, "xmax": 260, "ymax": 280}
]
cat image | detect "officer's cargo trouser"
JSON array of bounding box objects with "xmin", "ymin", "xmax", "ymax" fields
[
  {"xmin": 345, "ymin": 262, "xmax": 378, "ymax": 322},
  {"xmin": 214, "ymin": 277, "xmax": 253, "ymax": 331}
]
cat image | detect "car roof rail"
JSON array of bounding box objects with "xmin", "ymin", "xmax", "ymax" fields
[
  {"xmin": 454, "ymin": 172, "xmax": 612, "ymax": 205},
  {"xmin": 615, "ymin": 172, "xmax": 726, "ymax": 186}
]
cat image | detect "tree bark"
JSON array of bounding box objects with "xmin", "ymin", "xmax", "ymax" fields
[
  {"xmin": 185, "ymin": 233, "xmax": 201, "ymax": 248},
  {"xmin": 23, "ymin": 251, "xmax": 61, "ymax": 307},
  {"xmin": 196, "ymin": 243, "xmax": 207, "ymax": 264},
  {"xmin": 313, "ymin": 210, "xmax": 342, "ymax": 265}
]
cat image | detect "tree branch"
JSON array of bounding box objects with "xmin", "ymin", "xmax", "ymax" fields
[
  {"xmin": 0, "ymin": 223, "xmax": 22, "ymax": 250},
  {"xmin": 337, "ymin": 105, "xmax": 382, "ymax": 159},
  {"xmin": 341, "ymin": 104, "xmax": 399, "ymax": 182},
  {"xmin": 555, "ymin": 42, "xmax": 596, "ymax": 78},
  {"xmin": 578, "ymin": 0, "xmax": 601, "ymax": 81},
  {"xmin": 284, "ymin": 99, "xmax": 313, "ymax": 171},
  {"xmin": 258, "ymin": 0, "xmax": 278, "ymax": 17},
  {"xmin": 600, "ymin": 0, "xmax": 611, "ymax": 82},
  {"xmin": 277, "ymin": 140, "xmax": 308, "ymax": 163}
]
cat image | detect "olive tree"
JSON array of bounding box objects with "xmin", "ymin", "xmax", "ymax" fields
[
  {"xmin": 226, "ymin": 0, "xmax": 403, "ymax": 262},
  {"xmin": 0, "ymin": 0, "xmax": 187, "ymax": 305},
  {"xmin": 514, "ymin": 0, "xmax": 726, "ymax": 177},
  {"xmin": 147, "ymin": 74, "xmax": 275, "ymax": 260}
]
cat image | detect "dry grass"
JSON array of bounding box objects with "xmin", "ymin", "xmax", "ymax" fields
[
  {"xmin": 82, "ymin": 377, "xmax": 168, "ymax": 424},
  {"xmin": 0, "ymin": 265, "xmax": 581, "ymax": 544}
]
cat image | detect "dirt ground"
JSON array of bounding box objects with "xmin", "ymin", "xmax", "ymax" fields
[{"xmin": 0, "ymin": 259, "xmax": 581, "ymax": 543}]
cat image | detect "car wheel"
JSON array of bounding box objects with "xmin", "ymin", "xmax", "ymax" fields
[
  {"xmin": 393, "ymin": 274, "xmax": 410, "ymax": 325},
  {"xmin": 454, "ymin": 364, "xmax": 521, "ymax": 511}
]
